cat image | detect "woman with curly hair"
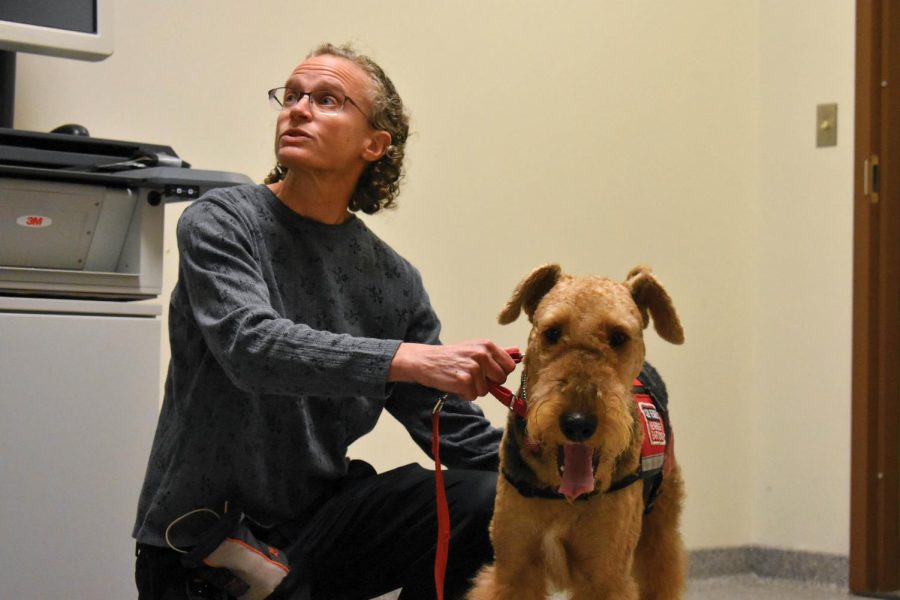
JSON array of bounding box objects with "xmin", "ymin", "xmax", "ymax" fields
[{"xmin": 133, "ymin": 43, "xmax": 515, "ymax": 600}]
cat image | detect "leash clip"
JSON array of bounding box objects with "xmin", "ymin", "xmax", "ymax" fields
[{"xmin": 432, "ymin": 393, "xmax": 448, "ymax": 414}]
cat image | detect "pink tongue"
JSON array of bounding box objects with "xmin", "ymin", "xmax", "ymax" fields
[{"xmin": 558, "ymin": 443, "xmax": 596, "ymax": 500}]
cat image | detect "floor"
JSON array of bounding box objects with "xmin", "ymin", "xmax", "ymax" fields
[
  {"xmin": 685, "ymin": 575, "xmax": 852, "ymax": 599},
  {"xmin": 371, "ymin": 575, "xmax": 859, "ymax": 599}
]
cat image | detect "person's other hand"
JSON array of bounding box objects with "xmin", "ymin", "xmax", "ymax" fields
[{"xmin": 388, "ymin": 341, "xmax": 518, "ymax": 401}]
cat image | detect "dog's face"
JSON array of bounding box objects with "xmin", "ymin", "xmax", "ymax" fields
[{"xmin": 499, "ymin": 264, "xmax": 683, "ymax": 500}]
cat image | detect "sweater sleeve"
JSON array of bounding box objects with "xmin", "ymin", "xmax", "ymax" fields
[
  {"xmin": 175, "ymin": 197, "xmax": 400, "ymax": 398},
  {"xmin": 388, "ymin": 385, "xmax": 502, "ymax": 470},
  {"xmin": 384, "ymin": 272, "xmax": 502, "ymax": 470}
]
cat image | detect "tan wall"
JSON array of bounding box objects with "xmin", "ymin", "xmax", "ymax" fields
[
  {"xmin": 752, "ymin": 0, "xmax": 854, "ymax": 554},
  {"xmin": 14, "ymin": 0, "xmax": 853, "ymax": 554}
]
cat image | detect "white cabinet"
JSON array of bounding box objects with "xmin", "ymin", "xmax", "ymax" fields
[{"xmin": 0, "ymin": 297, "xmax": 161, "ymax": 599}]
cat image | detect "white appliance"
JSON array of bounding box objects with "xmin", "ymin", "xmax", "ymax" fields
[
  {"xmin": 0, "ymin": 296, "xmax": 161, "ymax": 598},
  {"xmin": 0, "ymin": 129, "xmax": 252, "ymax": 597},
  {"xmin": 0, "ymin": 128, "xmax": 253, "ymax": 300}
]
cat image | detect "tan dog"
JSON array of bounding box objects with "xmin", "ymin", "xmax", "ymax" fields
[{"xmin": 468, "ymin": 264, "xmax": 686, "ymax": 600}]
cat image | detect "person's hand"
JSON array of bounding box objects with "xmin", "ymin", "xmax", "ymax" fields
[{"xmin": 388, "ymin": 341, "xmax": 519, "ymax": 401}]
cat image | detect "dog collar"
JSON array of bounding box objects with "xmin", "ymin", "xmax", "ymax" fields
[
  {"xmin": 501, "ymin": 466, "xmax": 641, "ymax": 502},
  {"xmin": 501, "ymin": 468, "xmax": 601, "ymax": 501}
]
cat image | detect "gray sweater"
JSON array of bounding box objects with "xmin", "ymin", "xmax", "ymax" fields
[{"xmin": 133, "ymin": 184, "xmax": 502, "ymax": 548}]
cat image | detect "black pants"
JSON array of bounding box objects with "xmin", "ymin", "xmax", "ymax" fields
[{"xmin": 136, "ymin": 463, "xmax": 497, "ymax": 600}]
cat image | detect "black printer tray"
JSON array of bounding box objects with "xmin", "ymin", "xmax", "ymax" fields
[{"xmin": 0, "ymin": 127, "xmax": 251, "ymax": 198}]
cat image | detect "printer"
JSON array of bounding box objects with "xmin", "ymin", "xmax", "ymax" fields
[{"xmin": 0, "ymin": 127, "xmax": 253, "ymax": 299}]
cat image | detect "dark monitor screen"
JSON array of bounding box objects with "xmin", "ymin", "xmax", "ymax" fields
[
  {"xmin": 0, "ymin": 0, "xmax": 110, "ymax": 61},
  {"xmin": 0, "ymin": 0, "xmax": 111, "ymax": 127},
  {"xmin": 0, "ymin": 1, "xmax": 98, "ymax": 35}
]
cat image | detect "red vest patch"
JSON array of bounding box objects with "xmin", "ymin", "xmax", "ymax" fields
[{"xmin": 633, "ymin": 383, "xmax": 667, "ymax": 475}]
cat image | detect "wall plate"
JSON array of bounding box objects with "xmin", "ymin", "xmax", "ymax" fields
[{"xmin": 817, "ymin": 103, "xmax": 838, "ymax": 147}]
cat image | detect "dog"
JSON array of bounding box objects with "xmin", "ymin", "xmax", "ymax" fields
[{"xmin": 467, "ymin": 264, "xmax": 686, "ymax": 600}]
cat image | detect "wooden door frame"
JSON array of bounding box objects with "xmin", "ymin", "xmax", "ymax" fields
[{"xmin": 850, "ymin": 0, "xmax": 900, "ymax": 595}]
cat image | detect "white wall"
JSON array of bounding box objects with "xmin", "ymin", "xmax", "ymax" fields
[
  {"xmin": 753, "ymin": 0, "xmax": 855, "ymax": 554},
  {"xmin": 13, "ymin": 0, "xmax": 854, "ymax": 555}
]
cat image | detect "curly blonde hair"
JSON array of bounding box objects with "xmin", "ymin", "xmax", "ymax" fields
[{"xmin": 265, "ymin": 43, "xmax": 410, "ymax": 214}]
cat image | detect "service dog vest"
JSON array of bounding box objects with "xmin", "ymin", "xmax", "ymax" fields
[
  {"xmin": 502, "ymin": 371, "xmax": 671, "ymax": 515},
  {"xmin": 629, "ymin": 377, "xmax": 670, "ymax": 513}
]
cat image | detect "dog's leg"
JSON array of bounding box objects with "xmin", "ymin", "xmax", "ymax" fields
[
  {"xmin": 467, "ymin": 472, "xmax": 567, "ymax": 600},
  {"xmin": 632, "ymin": 465, "xmax": 686, "ymax": 600},
  {"xmin": 467, "ymin": 561, "xmax": 554, "ymax": 600},
  {"xmin": 569, "ymin": 573, "xmax": 639, "ymax": 600},
  {"xmin": 466, "ymin": 565, "xmax": 499, "ymax": 600}
]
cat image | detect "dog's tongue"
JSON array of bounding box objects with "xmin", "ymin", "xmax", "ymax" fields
[{"xmin": 558, "ymin": 443, "xmax": 595, "ymax": 500}]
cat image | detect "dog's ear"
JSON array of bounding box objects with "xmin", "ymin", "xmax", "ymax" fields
[
  {"xmin": 499, "ymin": 264, "xmax": 562, "ymax": 324},
  {"xmin": 624, "ymin": 265, "xmax": 685, "ymax": 344}
]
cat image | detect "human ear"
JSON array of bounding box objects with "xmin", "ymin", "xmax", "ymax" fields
[{"xmin": 361, "ymin": 130, "xmax": 392, "ymax": 163}]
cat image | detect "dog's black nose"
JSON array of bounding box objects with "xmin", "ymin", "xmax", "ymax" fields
[{"xmin": 560, "ymin": 412, "xmax": 597, "ymax": 442}]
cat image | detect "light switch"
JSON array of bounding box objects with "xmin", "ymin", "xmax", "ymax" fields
[{"xmin": 817, "ymin": 103, "xmax": 838, "ymax": 147}]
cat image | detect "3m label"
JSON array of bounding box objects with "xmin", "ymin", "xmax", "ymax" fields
[{"xmin": 16, "ymin": 215, "xmax": 53, "ymax": 228}]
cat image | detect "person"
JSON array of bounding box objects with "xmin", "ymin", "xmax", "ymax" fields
[{"xmin": 132, "ymin": 42, "xmax": 517, "ymax": 600}]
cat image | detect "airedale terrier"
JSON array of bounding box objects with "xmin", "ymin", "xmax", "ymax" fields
[{"xmin": 468, "ymin": 264, "xmax": 686, "ymax": 600}]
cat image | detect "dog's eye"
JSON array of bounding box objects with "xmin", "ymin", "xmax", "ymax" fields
[
  {"xmin": 609, "ymin": 331, "xmax": 629, "ymax": 348},
  {"xmin": 543, "ymin": 327, "xmax": 562, "ymax": 344}
]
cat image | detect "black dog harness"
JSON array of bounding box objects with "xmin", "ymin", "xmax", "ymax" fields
[{"xmin": 501, "ymin": 369, "xmax": 671, "ymax": 515}]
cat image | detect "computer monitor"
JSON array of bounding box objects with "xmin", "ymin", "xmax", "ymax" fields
[{"xmin": 0, "ymin": 0, "xmax": 113, "ymax": 128}]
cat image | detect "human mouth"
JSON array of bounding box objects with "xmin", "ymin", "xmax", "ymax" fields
[{"xmin": 281, "ymin": 129, "xmax": 312, "ymax": 143}]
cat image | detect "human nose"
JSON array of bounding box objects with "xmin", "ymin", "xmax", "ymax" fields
[{"xmin": 289, "ymin": 92, "xmax": 314, "ymax": 118}]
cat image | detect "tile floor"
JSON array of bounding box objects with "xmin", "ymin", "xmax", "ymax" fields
[
  {"xmin": 685, "ymin": 575, "xmax": 851, "ymax": 599},
  {"xmin": 371, "ymin": 575, "xmax": 864, "ymax": 599}
]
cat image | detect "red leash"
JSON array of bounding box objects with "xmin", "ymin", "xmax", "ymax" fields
[
  {"xmin": 431, "ymin": 397, "xmax": 450, "ymax": 600},
  {"xmin": 487, "ymin": 350, "xmax": 525, "ymax": 418},
  {"xmin": 431, "ymin": 350, "xmax": 523, "ymax": 599}
]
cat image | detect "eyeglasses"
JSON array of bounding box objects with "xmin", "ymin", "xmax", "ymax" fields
[{"xmin": 267, "ymin": 87, "xmax": 370, "ymax": 122}]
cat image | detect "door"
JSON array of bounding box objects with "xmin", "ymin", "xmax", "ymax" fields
[{"xmin": 850, "ymin": 0, "xmax": 900, "ymax": 595}]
